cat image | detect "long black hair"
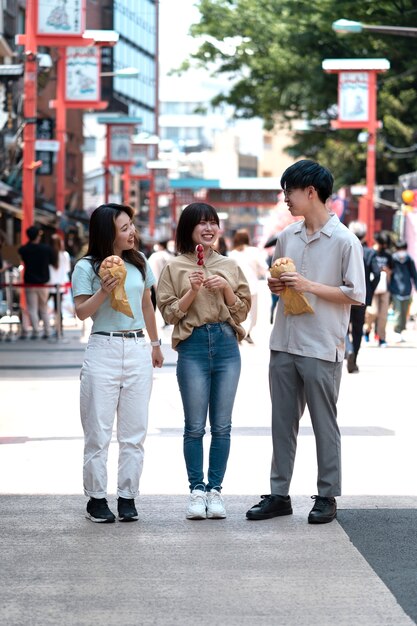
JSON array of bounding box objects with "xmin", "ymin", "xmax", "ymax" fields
[
  {"xmin": 175, "ymin": 203, "xmax": 220, "ymax": 254},
  {"xmin": 85, "ymin": 203, "xmax": 146, "ymax": 279}
]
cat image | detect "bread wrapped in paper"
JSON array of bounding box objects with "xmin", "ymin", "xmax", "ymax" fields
[
  {"xmin": 270, "ymin": 257, "xmax": 314, "ymax": 316},
  {"xmin": 98, "ymin": 255, "xmax": 134, "ymax": 318}
]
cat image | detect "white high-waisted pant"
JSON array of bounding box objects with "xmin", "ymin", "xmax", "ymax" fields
[{"xmin": 80, "ymin": 333, "xmax": 153, "ymax": 499}]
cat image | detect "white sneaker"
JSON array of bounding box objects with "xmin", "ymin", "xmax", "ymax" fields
[
  {"xmin": 186, "ymin": 489, "xmax": 207, "ymax": 519},
  {"xmin": 206, "ymin": 489, "xmax": 226, "ymax": 519}
]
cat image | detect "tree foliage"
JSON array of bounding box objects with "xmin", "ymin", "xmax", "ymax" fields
[{"xmin": 181, "ymin": 0, "xmax": 417, "ymax": 186}]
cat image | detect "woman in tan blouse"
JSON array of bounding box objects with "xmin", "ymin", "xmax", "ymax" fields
[{"xmin": 157, "ymin": 203, "xmax": 251, "ymax": 520}]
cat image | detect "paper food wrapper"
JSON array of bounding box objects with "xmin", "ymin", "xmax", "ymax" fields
[
  {"xmin": 270, "ymin": 257, "xmax": 314, "ymax": 316},
  {"xmin": 98, "ymin": 255, "xmax": 134, "ymax": 318}
]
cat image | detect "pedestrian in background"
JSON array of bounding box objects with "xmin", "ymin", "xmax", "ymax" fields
[
  {"xmin": 18, "ymin": 225, "xmax": 54, "ymax": 340},
  {"xmin": 389, "ymin": 240, "xmax": 417, "ymax": 341},
  {"xmin": 345, "ymin": 221, "xmax": 380, "ymax": 373},
  {"xmin": 266, "ymin": 249, "xmax": 279, "ymax": 324},
  {"xmin": 157, "ymin": 203, "xmax": 251, "ymax": 520},
  {"xmin": 0, "ymin": 229, "xmax": 12, "ymax": 313},
  {"xmin": 48, "ymin": 233, "xmax": 71, "ymax": 336},
  {"xmin": 229, "ymin": 228, "xmax": 268, "ymax": 343},
  {"xmin": 246, "ymin": 160, "xmax": 365, "ymax": 525},
  {"xmin": 147, "ymin": 240, "xmax": 174, "ymax": 310},
  {"xmin": 72, "ymin": 203, "xmax": 163, "ymax": 524},
  {"xmin": 213, "ymin": 235, "xmax": 229, "ymax": 256},
  {"xmin": 364, "ymin": 231, "xmax": 394, "ymax": 347}
]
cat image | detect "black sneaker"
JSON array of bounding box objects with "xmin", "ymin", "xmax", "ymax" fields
[
  {"xmin": 118, "ymin": 497, "xmax": 139, "ymax": 522},
  {"xmin": 308, "ymin": 495, "xmax": 337, "ymax": 524},
  {"xmin": 86, "ymin": 497, "xmax": 116, "ymax": 523},
  {"xmin": 246, "ymin": 494, "xmax": 292, "ymax": 520}
]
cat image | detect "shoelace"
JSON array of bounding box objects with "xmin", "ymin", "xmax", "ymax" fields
[
  {"xmin": 311, "ymin": 495, "xmax": 332, "ymax": 510},
  {"xmin": 191, "ymin": 492, "xmax": 206, "ymax": 502},
  {"xmin": 258, "ymin": 494, "xmax": 274, "ymax": 507},
  {"xmin": 208, "ymin": 491, "xmax": 222, "ymax": 503}
]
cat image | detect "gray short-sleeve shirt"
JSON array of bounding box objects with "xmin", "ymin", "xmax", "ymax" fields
[{"xmin": 269, "ymin": 214, "xmax": 366, "ymax": 362}]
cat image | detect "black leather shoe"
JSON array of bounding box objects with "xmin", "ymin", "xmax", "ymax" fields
[
  {"xmin": 118, "ymin": 497, "xmax": 139, "ymax": 522},
  {"xmin": 308, "ymin": 495, "xmax": 337, "ymax": 524},
  {"xmin": 246, "ymin": 494, "xmax": 292, "ymax": 520}
]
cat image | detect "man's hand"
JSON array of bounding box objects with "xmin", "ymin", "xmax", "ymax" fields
[{"xmin": 278, "ymin": 271, "xmax": 311, "ymax": 293}]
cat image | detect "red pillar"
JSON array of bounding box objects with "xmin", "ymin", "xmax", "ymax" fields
[
  {"xmin": 365, "ymin": 71, "xmax": 377, "ymax": 246},
  {"xmin": 171, "ymin": 191, "xmax": 177, "ymax": 239},
  {"xmin": 55, "ymin": 48, "xmax": 66, "ymax": 216},
  {"xmin": 104, "ymin": 125, "xmax": 111, "ymax": 203},
  {"xmin": 123, "ymin": 164, "xmax": 131, "ymax": 205},
  {"xmin": 149, "ymin": 170, "xmax": 156, "ymax": 237},
  {"xmin": 21, "ymin": 1, "xmax": 39, "ymax": 244}
]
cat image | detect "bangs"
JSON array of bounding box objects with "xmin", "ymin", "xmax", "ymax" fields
[{"xmin": 200, "ymin": 205, "xmax": 219, "ymax": 224}]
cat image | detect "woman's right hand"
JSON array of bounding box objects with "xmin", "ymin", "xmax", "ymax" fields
[
  {"xmin": 188, "ymin": 270, "xmax": 205, "ymax": 292},
  {"xmin": 100, "ymin": 272, "xmax": 119, "ymax": 294}
]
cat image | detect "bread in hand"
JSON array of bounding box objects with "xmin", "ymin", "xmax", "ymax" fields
[
  {"xmin": 269, "ymin": 257, "xmax": 314, "ymax": 316},
  {"xmin": 98, "ymin": 255, "xmax": 134, "ymax": 318}
]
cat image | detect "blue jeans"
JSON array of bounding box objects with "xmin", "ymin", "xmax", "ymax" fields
[{"xmin": 176, "ymin": 323, "xmax": 241, "ymax": 492}]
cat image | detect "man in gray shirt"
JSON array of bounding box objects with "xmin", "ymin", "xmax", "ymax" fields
[{"xmin": 246, "ymin": 160, "xmax": 365, "ymax": 524}]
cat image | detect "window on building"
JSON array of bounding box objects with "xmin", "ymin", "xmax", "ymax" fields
[{"xmin": 83, "ymin": 137, "xmax": 97, "ymax": 153}]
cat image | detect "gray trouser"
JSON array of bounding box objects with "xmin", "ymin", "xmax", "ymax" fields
[
  {"xmin": 23, "ymin": 287, "xmax": 51, "ymax": 336},
  {"xmin": 269, "ymin": 351, "xmax": 342, "ymax": 497}
]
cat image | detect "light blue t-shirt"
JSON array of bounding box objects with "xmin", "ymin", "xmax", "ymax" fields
[{"xmin": 72, "ymin": 256, "xmax": 155, "ymax": 332}]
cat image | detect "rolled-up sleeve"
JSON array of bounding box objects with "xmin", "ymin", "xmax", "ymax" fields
[
  {"xmin": 156, "ymin": 265, "xmax": 187, "ymax": 325},
  {"xmin": 340, "ymin": 240, "xmax": 366, "ymax": 305},
  {"xmin": 227, "ymin": 266, "xmax": 251, "ymax": 323}
]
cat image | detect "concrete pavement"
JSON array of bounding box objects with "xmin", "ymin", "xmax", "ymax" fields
[{"xmin": 1, "ymin": 285, "xmax": 417, "ymax": 625}]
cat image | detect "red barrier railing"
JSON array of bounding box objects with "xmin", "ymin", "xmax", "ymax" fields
[{"xmin": 0, "ymin": 280, "xmax": 72, "ymax": 339}]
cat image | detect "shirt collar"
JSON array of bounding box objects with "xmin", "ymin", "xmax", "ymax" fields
[{"xmin": 297, "ymin": 213, "xmax": 340, "ymax": 242}]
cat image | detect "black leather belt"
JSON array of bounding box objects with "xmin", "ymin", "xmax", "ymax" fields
[{"xmin": 93, "ymin": 330, "xmax": 144, "ymax": 338}]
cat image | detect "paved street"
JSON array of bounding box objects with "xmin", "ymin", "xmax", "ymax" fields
[{"xmin": 1, "ymin": 284, "xmax": 417, "ymax": 625}]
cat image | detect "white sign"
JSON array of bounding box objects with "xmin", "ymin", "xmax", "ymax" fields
[
  {"xmin": 339, "ymin": 72, "xmax": 369, "ymax": 123},
  {"xmin": 350, "ymin": 185, "xmax": 368, "ymax": 195},
  {"xmin": 65, "ymin": 47, "xmax": 100, "ymax": 102},
  {"xmin": 131, "ymin": 144, "xmax": 149, "ymax": 176},
  {"xmin": 37, "ymin": 0, "xmax": 84, "ymax": 36},
  {"xmin": 109, "ymin": 125, "xmax": 132, "ymax": 164},
  {"xmin": 35, "ymin": 140, "xmax": 60, "ymax": 152}
]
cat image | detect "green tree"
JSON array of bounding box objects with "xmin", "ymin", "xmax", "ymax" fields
[{"xmin": 181, "ymin": 0, "xmax": 417, "ymax": 186}]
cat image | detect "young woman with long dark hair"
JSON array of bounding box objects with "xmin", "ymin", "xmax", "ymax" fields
[
  {"xmin": 157, "ymin": 203, "xmax": 251, "ymax": 520},
  {"xmin": 72, "ymin": 203, "xmax": 163, "ymax": 523}
]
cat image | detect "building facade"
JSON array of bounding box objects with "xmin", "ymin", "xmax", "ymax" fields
[{"xmin": 83, "ymin": 0, "xmax": 158, "ymax": 222}]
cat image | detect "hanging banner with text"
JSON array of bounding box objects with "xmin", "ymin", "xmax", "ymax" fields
[
  {"xmin": 37, "ymin": 0, "xmax": 85, "ymax": 36},
  {"xmin": 65, "ymin": 46, "xmax": 101, "ymax": 104},
  {"xmin": 108, "ymin": 125, "xmax": 133, "ymax": 164},
  {"xmin": 338, "ymin": 71, "xmax": 369, "ymax": 124},
  {"xmin": 131, "ymin": 144, "xmax": 149, "ymax": 177}
]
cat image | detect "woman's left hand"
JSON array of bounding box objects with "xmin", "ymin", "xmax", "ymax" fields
[
  {"xmin": 152, "ymin": 346, "xmax": 164, "ymax": 368},
  {"xmin": 203, "ymin": 275, "xmax": 228, "ymax": 291}
]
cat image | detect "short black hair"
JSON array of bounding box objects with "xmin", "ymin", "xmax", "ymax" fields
[
  {"xmin": 280, "ymin": 159, "xmax": 334, "ymax": 203},
  {"xmin": 395, "ymin": 240, "xmax": 408, "ymax": 250},
  {"xmin": 175, "ymin": 203, "xmax": 219, "ymax": 254},
  {"xmin": 374, "ymin": 231, "xmax": 391, "ymax": 247},
  {"xmin": 26, "ymin": 225, "xmax": 41, "ymax": 241}
]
